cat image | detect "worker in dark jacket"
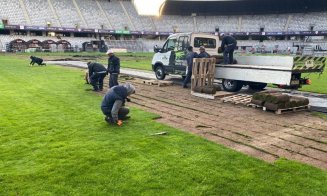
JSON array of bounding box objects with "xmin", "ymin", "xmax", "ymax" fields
[
  {"xmin": 106, "ymin": 50, "xmax": 120, "ymax": 88},
  {"xmin": 87, "ymin": 62, "xmax": 107, "ymax": 91},
  {"xmin": 220, "ymin": 33, "xmax": 237, "ymax": 64},
  {"xmin": 198, "ymin": 46, "xmax": 210, "ymax": 58},
  {"xmin": 101, "ymin": 83, "xmax": 135, "ymax": 125},
  {"xmin": 183, "ymin": 46, "xmax": 198, "ymax": 88},
  {"xmin": 30, "ymin": 56, "xmax": 46, "ymax": 66}
]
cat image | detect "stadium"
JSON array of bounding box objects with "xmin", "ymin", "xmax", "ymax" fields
[{"xmin": 1, "ymin": 0, "xmax": 327, "ymax": 195}]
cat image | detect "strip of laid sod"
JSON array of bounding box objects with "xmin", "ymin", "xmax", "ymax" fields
[{"xmin": 0, "ymin": 56, "xmax": 327, "ymax": 195}]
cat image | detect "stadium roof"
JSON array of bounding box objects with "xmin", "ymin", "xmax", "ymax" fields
[{"xmin": 161, "ymin": 0, "xmax": 327, "ymax": 15}]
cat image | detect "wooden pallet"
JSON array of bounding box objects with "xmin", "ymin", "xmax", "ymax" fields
[
  {"xmin": 191, "ymin": 58, "xmax": 216, "ymax": 90},
  {"xmin": 247, "ymin": 103, "xmax": 263, "ymax": 108},
  {"xmin": 142, "ymin": 80, "xmax": 173, "ymax": 87},
  {"xmin": 191, "ymin": 91, "xmax": 235, "ymax": 100},
  {"xmin": 263, "ymin": 105, "xmax": 310, "ymax": 115},
  {"xmin": 221, "ymin": 94, "xmax": 253, "ymax": 105}
]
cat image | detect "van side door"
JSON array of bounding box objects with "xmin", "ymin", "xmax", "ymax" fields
[
  {"xmin": 174, "ymin": 35, "xmax": 190, "ymax": 75},
  {"xmin": 157, "ymin": 36, "xmax": 177, "ymax": 73}
]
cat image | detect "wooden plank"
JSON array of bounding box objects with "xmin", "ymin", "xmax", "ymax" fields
[
  {"xmin": 263, "ymin": 105, "xmax": 310, "ymax": 115},
  {"xmin": 191, "ymin": 91, "xmax": 215, "ymax": 100}
]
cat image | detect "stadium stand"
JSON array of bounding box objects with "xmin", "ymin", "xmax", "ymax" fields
[
  {"xmin": 51, "ymin": 0, "xmax": 85, "ymax": 28},
  {"xmin": 97, "ymin": 0, "xmax": 131, "ymax": 30},
  {"xmin": 0, "ymin": 0, "xmax": 26, "ymax": 25},
  {"xmin": 22, "ymin": 0, "xmax": 60, "ymax": 27},
  {"xmin": 2, "ymin": 0, "xmax": 327, "ymax": 33},
  {"xmin": 77, "ymin": 0, "xmax": 109, "ymax": 29},
  {"xmin": 1, "ymin": 0, "xmax": 327, "ymax": 53}
]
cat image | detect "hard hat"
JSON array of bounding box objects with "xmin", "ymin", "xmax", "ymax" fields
[{"xmin": 106, "ymin": 49, "xmax": 114, "ymax": 55}]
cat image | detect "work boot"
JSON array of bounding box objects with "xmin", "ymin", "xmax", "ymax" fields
[
  {"xmin": 121, "ymin": 116, "xmax": 131, "ymax": 120},
  {"xmin": 104, "ymin": 116, "xmax": 113, "ymax": 124}
]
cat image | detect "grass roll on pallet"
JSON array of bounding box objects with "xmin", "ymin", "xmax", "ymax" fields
[{"xmin": 252, "ymin": 92, "xmax": 309, "ymax": 110}]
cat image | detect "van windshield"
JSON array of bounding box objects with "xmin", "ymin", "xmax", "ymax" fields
[{"xmin": 194, "ymin": 37, "xmax": 216, "ymax": 48}]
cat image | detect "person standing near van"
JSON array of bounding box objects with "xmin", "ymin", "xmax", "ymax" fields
[
  {"xmin": 182, "ymin": 46, "xmax": 197, "ymax": 88},
  {"xmin": 220, "ymin": 33, "xmax": 237, "ymax": 64},
  {"xmin": 198, "ymin": 46, "xmax": 210, "ymax": 58},
  {"xmin": 106, "ymin": 50, "xmax": 120, "ymax": 88}
]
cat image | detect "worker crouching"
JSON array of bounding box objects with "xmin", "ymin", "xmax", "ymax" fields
[{"xmin": 101, "ymin": 83, "xmax": 135, "ymax": 125}]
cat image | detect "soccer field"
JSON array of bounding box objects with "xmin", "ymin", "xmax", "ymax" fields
[
  {"xmin": 10, "ymin": 52, "xmax": 327, "ymax": 94},
  {"xmin": 0, "ymin": 55, "xmax": 327, "ymax": 195}
]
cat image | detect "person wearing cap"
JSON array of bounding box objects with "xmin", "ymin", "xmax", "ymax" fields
[
  {"xmin": 101, "ymin": 83, "xmax": 135, "ymax": 125},
  {"xmin": 106, "ymin": 50, "xmax": 120, "ymax": 88},
  {"xmin": 198, "ymin": 46, "xmax": 210, "ymax": 58},
  {"xmin": 220, "ymin": 33, "xmax": 237, "ymax": 64},
  {"xmin": 87, "ymin": 62, "xmax": 107, "ymax": 91},
  {"xmin": 183, "ymin": 46, "xmax": 198, "ymax": 88}
]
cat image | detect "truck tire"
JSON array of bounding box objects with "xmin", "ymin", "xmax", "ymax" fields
[
  {"xmin": 249, "ymin": 83, "xmax": 267, "ymax": 91},
  {"xmin": 222, "ymin": 79, "xmax": 243, "ymax": 92},
  {"xmin": 155, "ymin": 66, "xmax": 166, "ymax": 80}
]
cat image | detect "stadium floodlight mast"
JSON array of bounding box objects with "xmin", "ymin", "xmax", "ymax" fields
[{"xmin": 133, "ymin": 0, "xmax": 166, "ymax": 16}]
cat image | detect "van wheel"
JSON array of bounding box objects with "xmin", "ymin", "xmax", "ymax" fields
[
  {"xmin": 249, "ymin": 83, "xmax": 267, "ymax": 91},
  {"xmin": 155, "ymin": 66, "xmax": 166, "ymax": 80},
  {"xmin": 222, "ymin": 79, "xmax": 243, "ymax": 92}
]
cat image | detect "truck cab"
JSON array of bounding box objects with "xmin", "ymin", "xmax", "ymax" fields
[{"xmin": 152, "ymin": 33, "xmax": 219, "ymax": 80}]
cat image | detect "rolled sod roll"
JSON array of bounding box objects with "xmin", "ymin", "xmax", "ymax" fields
[
  {"xmin": 213, "ymin": 84, "xmax": 222, "ymax": 91},
  {"xmin": 266, "ymin": 93, "xmax": 290, "ymax": 104},
  {"xmin": 264, "ymin": 102, "xmax": 286, "ymax": 110},
  {"xmin": 251, "ymin": 99, "xmax": 265, "ymax": 106},
  {"xmin": 253, "ymin": 91, "xmax": 276, "ymax": 101},
  {"xmin": 193, "ymin": 86, "xmax": 203, "ymax": 93},
  {"xmin": 202, "ymin": 86, "xmax": 217, "ymax": 95},
  {"xmin": 264, "ymin": 102, "xmax": 279, "ymax": 111},
  {"xmin": 289, "ymin": 96, "xmax": 309, "ymax": 107}
]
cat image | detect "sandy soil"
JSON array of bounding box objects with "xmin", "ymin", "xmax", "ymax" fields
[{"xmin": 98, "ymin": 76, "xmax": 327, "ymax": 170}]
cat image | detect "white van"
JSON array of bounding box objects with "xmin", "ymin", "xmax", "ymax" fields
[{"xmin": 152, "ymin": 33, "xmax": 219, "ymax": 80}]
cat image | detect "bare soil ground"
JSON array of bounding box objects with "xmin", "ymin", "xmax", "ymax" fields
[{"xmin": 100, "ymin": 76, "xmax": 327, "ymax": 170}]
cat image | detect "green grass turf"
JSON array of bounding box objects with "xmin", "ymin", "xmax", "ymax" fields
[
  {"xmin": 300, "ymin": 72, "xmax": 327, "ymax": 94},
  {"xmin": 1, "ymin": 56, "xmax": 327, "ymax": 195},
  {"xmin": 10, "ymin": 52, "xmax": 153, "ymax": 71}
]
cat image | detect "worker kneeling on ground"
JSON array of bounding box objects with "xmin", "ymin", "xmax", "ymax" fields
[
  {"xmin": 87, "ymin": 62, "xmax": 107, "ymax": 91},
  {"xmin": 220, "ymin": 33, "xmax": 237, "ymax": 64},
  {"xmin": 101, "ymin": 83, "xmax": 135, "ymax": 125},
  {"xmin": 30, "ymin": 56, "xmax": 46, "ymax": 66}
]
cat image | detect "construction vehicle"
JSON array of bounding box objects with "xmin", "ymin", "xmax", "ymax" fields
[{"xmin": 151, "ymin": 33, "xmax": 325, "ymax": 92}]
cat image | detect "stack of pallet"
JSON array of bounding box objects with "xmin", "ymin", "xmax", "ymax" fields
[
  {"xmin": 251, "ymin": 91, "xmax": 309, "ymax": 111},
  {"xmin": 191, "ymin": 58, "xmax": 217, "ymax": 95}
]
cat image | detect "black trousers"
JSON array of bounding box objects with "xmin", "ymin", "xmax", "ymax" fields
[
  {"xmin": 183, "ymin": 69, "xmax": 192, "ymax": 88},
  {"xmin": 90, "ymin": 72, "xmax": 106, "ymax": 90},
  {"xmin": 223, "ymin": 44, "xmax": 236, "ymax": 64},
  {"xmin": 109, "ymin": 73, "xmax": 119, "ymax": 88},
  {"xmin": 101, "ymin": 107, "xmax": 130, "ymax": 120}
]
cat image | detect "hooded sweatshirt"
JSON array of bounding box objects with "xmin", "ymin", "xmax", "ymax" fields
[{"xmin": 101, "ymin": 83, "xmax": 135, "ymax": 121}]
